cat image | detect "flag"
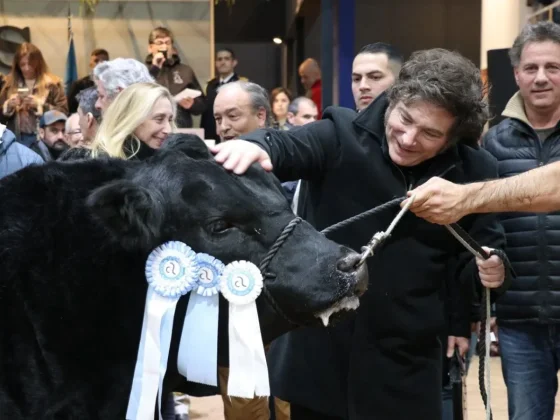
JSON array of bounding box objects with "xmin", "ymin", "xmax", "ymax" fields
[{"xmin": 64, "ymin": 7, "xmax": 78, "ymax": 96}]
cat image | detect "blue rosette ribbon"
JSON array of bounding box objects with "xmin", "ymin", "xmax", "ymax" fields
[
  {"xmin": 126, "ymin": 241, "xmax": 197, "ymax": 420},
  {"xmin": 177, "ymin": 253, "xmax": 224, "ymax": 386},
  {"xmin": 219, "ymin": 260, "xmax": 270, "ymax": 398}
]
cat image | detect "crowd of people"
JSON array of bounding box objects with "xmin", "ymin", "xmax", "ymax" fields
[{"xmin": 2, "ymin": 15, "xmax": 560, "ymax": 420}]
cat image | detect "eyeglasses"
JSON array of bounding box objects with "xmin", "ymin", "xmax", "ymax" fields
[
  {"xmin": 67, "ymin": 130, "xmax": 82, "ymax": 136},
  {"xmin": 152, "ymin": 40, "xmax": 172, "ymax": 47}
]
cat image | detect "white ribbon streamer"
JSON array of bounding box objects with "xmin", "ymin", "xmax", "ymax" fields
[
  {"xmin": 219, "ymin": 261, "xmax": 269, "ymax": 398},
  {"xmin": 228, "ymin": 301, "xmax": 270, "ymax": 397},
  {"xmin": 177, "ymin": 253, "xmax": 223, "ymax": 386},
  {"xmin": 126, "ymin": 242, "xmax": 197, "ymax": 420},
  {"xmin": 178, "ymin": 292, "xmax": 220, "ymax": 385}
]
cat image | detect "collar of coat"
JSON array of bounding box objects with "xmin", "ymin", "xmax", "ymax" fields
[
  {"xmin": 502, "ymin": 91, "xmax": 531, "ymax": 126},
  {"xmin": 502, "ymin": 91, "xmax": 560, "ymax": 132}
]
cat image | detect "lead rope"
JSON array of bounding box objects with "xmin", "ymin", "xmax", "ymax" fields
[
  {"xmin": 320, "ymin": 197, "xmax": 500, "ymax": 419},
  {"xmin": 483, "ymin": 287, "xmax": 492, "ymax": 420},
  {"xmin": 259, "ymin": 217, "xmax": 303, "ymax": 327}
]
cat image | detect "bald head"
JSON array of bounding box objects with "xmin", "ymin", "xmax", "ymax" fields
[{"xmin": 299, "ymin": 58, "xmax": 321, "ymax": 90}]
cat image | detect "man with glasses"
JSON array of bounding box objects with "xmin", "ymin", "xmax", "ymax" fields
[
  {"xmin": 146, "ymin": 27, "xmax": 206, "ymax": 128},
  {"xmin": 64, "ymin": 113, "xmax": 83, "ymax": 147}
]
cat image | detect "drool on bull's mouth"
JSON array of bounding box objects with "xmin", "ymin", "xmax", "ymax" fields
[
  {"xmin": 312, "ymin": 256, "xmax": 368, "ymax": 327},
  {"xmin": 314, "ymin": 296, "xmax": 361, "ymax": 327}
]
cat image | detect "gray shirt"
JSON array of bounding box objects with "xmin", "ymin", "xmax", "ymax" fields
[{"xmin": 535, "ymin": 127, "xmax": 556, "ymax": 142}]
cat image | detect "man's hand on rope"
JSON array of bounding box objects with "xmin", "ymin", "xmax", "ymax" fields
[
  {"xmin": 210, "ymin": 140, "xmax": 273, "ymax": 175},
  {"xmin": 477, "ymin": 247, "xmax": 505, "ymax": 289},
  {"xmin": 402, "ymin": 177, "xmax": 470, "ymax": 225},
  {"xmin": 447, "ymin": 336, "xmax": 470, "ymax": 358}
]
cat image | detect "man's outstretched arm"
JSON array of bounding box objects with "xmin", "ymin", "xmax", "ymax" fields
[{"xmin": 403, "ymin": 161, "xmax": 560, "ymax": 225}]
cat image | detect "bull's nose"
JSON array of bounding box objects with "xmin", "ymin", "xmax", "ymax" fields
[
  {"xmin": 336, "ymin": 252, "xmax": 361, "ymax": 272},
  {"xmin": 337, "ymin": 252, "xmax": 369, "ymax": 297},
  {"xmin": 354, "ymin": 264, "xmax": 368, "ymax": 296}
]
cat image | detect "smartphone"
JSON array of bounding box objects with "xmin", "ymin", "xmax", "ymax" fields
[{"xmin": 17, "ymin": 87, "xmax": 29, "ymax": 97}]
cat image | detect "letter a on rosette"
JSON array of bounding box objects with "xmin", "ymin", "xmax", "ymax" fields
[
  {"xmin": 177, "ymin": 253, "xmax": 224, "ymax": 386},
  {"xmin": 126, "ymin": 241, "xmax": 198, "ymax": 420},
  {"xmin": 219, "ymin": 260, "xmax": 270, "ymax": 398}
]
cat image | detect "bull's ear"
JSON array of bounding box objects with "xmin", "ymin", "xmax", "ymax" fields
[
  {"xmin": 161, "ymin": 133, "xmax": 211, "ymax": 160},
  {"xmin": 86, "ymin": 180, "xmax": 165, "ymax": 251}
]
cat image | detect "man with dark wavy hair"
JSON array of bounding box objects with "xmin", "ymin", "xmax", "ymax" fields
[{"xmin": 208, "ymin": 49, "xmax": 512, "ymax": 420}]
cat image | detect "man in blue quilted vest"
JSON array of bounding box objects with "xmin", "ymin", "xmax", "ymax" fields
[{"xmin": 474, "ymin": 21, "xmax": 560, "ymax": 420}]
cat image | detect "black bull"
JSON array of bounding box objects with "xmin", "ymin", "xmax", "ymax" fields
[{"xmin": 0, "ymin": 135, "xmax": 368, "ymax": 419}]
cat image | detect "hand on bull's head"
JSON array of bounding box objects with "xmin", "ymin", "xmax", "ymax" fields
[
  {"xmin": 211, "ymin": 140, "xmax": 273, "ymax": 175},
  {"xmin": 86, "ymin": 134, "xmax": 368, "ymax": 341}
]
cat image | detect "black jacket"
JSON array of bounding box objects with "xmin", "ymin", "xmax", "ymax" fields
[
  {"xmin": 483, "ymin": 92, "xmax": 560, "ymax": 324},
  {"xmin": 67, "ymin": 75, "xmax": 95, "ymax": 114},
  {"xmin": 241, "ymin": 94, "xmax": 512, "ymax": 419},
  {"xmin": 146, "ymin": 54, "xmax": 205, "ymax": 129},
  {"xmin": 199, "ymin": 74, "xmax": 242, "ymax": 142}
]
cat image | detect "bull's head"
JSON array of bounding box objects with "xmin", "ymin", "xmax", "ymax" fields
[{"xmin": 87, "ymin": 134, "xmax": 368, "ymax": 342}]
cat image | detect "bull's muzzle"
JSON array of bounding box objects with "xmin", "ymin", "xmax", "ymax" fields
[
  {"xmin": 336, "ymin": 252, "xmax": 369, "ymax": 297},
  {"xmin": 315, "ymin": 252, "xmax": 369, "ymax": 327}
]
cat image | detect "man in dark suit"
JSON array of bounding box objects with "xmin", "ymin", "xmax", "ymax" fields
[
  {"xmin": 67, "ymin": 49, "xmax": 109, "ymax": 114},
  {"xmin": 200, "ymin": 48, "xmax": 246, "ymax": 142}
]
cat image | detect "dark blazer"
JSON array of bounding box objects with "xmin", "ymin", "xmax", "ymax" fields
[{"xmin": 200, "ymin": 73, "xmax": 242, "ymax": 142}]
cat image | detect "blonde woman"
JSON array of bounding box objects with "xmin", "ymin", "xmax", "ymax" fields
[
  {"xmin": 0, "ymin": 42, "xmax": 68, "ymax": 147},
  {"xmin": 64, "ymin": 82, "xmax": 179, "ymax": 419},
  {"xmin": 89, "ymin": 82, "xmax": 176, "ymax": 160}
]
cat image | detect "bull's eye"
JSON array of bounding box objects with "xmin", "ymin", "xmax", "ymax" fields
[{"xmin": 208, "ymin": 220, "xmax": 234, "ymax": 234}]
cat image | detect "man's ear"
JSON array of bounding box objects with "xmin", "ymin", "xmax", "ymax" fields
[
  {"xmin": 513, "ymin": 67, "xmax": 520, "ymax": 87},
  {"xmin": 257, "ymin": 107, "xmax": 267, "ymax": 128},
  {"xmin": 86, "ymin": 180, "xmax": 165, "ymax": 252},
  {"xmin": 86, "ymin": 112, "xmax": 95, "ymax": 129},
  {"xmin": 287, "ymin": 112, "xmax": 295, "ymax": 125}
]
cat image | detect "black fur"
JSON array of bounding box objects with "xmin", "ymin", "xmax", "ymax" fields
[
  {"xmin": 0, "ymin": 134, "xmax": 363, "ymax": 419},
  {"xmin": 87, "ymin": 180, "xmax": 166, "ymax": 252}
]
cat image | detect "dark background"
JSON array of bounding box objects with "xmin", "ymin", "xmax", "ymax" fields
[{"xmin": 215, "ymin": 0, "xmax": 484, "ymax": 99}]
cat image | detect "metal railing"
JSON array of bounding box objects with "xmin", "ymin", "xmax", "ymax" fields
[{"xmin": 527, "ymin": 0, "xmax": 560, "ymax": 23}]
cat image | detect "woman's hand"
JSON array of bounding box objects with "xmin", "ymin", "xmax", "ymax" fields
[
  {"xmin": 22, "ymin": 95, "xmax": 40, "ymax": 110},
  {"xmin": 7, "ymin": 94, "xmax": 21, "ymax": 110}
]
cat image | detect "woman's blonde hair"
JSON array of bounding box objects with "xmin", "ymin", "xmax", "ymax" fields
[{"xmin": 91, "ymin": 82, "xmax": 177, "ymax": 159}]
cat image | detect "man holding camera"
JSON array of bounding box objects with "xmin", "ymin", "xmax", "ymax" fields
[{"xmin": 146, "ymin": 27, "xmax": 206, "ymax": 128}]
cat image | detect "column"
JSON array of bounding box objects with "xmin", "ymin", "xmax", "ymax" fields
[
  {"xmin": 480, "ymin": 0, "xmax": 530, "ymax": 69},
  {"xmin": 321, "ymin": 0, "xmax": 333, "ymax": 109},
  {"xmin": 336, "ymin": 0, "xmax": 355, "ymax": 108}
]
